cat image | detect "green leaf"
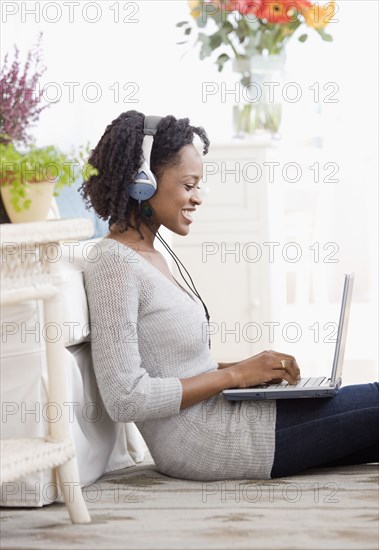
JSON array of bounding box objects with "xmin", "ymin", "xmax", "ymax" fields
[
  {"xmin": 317, "ymin": 29, "xmax": 333, "ymax": 42},
  {"xmin": 199, "ymin": 41, "xmax": 213, "ymax": 60},
  {"xmin": 322, "ymin": 33, "xmax": 333, "ymax": 42},
  {"xmin": 236, "ymin": 25, "xmax": 247, "ymax": 42},
  {"xmin": 217, "ymin": 53, "xmax": 229, "ymax": 63},
  {"xmin": 298, "ymin": 34, "xmax": 308, "ymax": 43},
  {"xmin": 197, "ymin": 33, "xmax": 213, "ymax": 59},
  {"xmin": 197, "ymin": 32, "xmax": 209, "ymax": 44},
  {"xmin": 209, "ymin": 32, "xmax": 223, "ymax": 50},
  {"xmin": 216, "ymin": 53, "xmax": 230, "ymax": 72},
  {"xmin": 241, "ymin": 75, "xmax": 251, "ymax": 87},
  {"xmin": 222, "ymin": 21, "xmax": 234, "ymax": 35}
]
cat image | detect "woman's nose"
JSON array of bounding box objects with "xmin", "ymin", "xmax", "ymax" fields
[{"xmin": 191, "ymin": 187, "xmax": 203, "ymax": 206}]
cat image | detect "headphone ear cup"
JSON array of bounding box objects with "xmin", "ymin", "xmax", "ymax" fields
[{"xmin": 128, "ymin": 161, "xmax": 157, "ymax": 201}]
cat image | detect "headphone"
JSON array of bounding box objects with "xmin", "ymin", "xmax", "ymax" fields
[{"xmin": 127, "ymin": 115, "xmax": 162, "ymax": 204}]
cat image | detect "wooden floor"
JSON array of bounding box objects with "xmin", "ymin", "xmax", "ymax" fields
[{"xmin": 1, "ymin": 453, "xmax": 378, "ymax": 550}]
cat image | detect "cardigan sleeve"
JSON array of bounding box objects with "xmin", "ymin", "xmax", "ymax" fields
[{"xmin": 83, "ymin": 249, "xmax": 183, "ymax": 423}]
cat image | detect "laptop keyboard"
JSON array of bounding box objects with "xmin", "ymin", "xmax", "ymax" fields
[{"xmin": 262, "ymin": 377, "xmax": 327, "ymax": 389}]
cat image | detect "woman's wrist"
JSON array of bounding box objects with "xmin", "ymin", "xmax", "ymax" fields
[
  {"xmin": 218, "ymin": 365, "xmax": 240, "ymax": 389},
  {"xmin": 180, "ymin": 367, "xmax": 239, "ymax": 409},
  {"xmin": 217, "ymin": 361, "xmax": 239, "ymax": 370}
]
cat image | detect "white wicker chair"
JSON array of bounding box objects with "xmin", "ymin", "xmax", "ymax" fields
[{"xmin": 0, "ymin": 219, "xmax": 93, "ymax": 524}]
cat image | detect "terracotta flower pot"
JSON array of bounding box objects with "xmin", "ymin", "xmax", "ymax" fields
[{"xmin": 0, "ymin": 181, "xmax": 55, "ymax": 223}]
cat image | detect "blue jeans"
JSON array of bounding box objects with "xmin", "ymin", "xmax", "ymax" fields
[{"xmin": 271, "ymin": 383, "xmax": 379, "ymax": 478}]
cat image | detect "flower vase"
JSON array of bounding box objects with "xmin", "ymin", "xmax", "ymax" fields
[{"xmin": 232, "ymin": 53, "xmax": 286, "ymax": 140}]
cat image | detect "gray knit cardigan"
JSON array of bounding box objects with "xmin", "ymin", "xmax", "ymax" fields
[{"xmin": 83, "ymin": 238, "xmax": 276, "ymax": 481}]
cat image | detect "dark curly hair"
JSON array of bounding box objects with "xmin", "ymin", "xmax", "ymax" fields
[{"xmin": 79, "ymin": 110, "xmax": 210, "ymax": 239}]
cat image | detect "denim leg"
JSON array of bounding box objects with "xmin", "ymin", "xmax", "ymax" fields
[
  {"xmin": 271, "ymin": 383, "xmax": 379, "ymax": 478},
  {"xmin": 317, "ymin": 443, "xmax": 379, "ymax": 468}
]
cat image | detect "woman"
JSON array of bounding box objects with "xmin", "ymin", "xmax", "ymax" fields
[{"xmin": 80, "ymin": 110, "xmax": 378, "ymax": 481}]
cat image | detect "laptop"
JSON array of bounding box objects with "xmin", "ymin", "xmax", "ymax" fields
[{"xmin": 222, "ymin": 273, "xmax": 354, "ymax": 401}]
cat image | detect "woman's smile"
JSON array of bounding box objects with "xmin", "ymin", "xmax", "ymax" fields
[{"xmin": 182, "ymin": 209, "xmax": 195, "ymax": 223}]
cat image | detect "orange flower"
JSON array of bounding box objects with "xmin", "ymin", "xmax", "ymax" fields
[
  {"xmin": 258, "ymin": 1, "xmax": 312, "ymax": 23},
  {"xmin": 188, "ymin": 0, "xmax": 202, "ymax": 18},
  {"xmin": 303, "ymin": 0, "xmax": 335, "ymax": 29}
]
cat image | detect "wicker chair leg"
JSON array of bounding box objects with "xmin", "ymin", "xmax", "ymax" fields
[{"xmin": 57, "ymin": 459, "xmax": 91, "ymax": 524}]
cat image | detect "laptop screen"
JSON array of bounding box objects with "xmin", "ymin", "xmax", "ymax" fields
[{"xmin": 330, "ymin": 273, "xmax": 355, "ymax": 385}]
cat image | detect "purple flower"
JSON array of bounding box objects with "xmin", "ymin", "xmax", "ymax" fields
[{"xmin": 0, "ymin": 33, "xmax": 51, "ymax": 145}]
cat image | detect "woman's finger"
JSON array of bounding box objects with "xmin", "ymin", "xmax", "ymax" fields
[
  {"xmin": 269, "ymin": 351, "xmax": 301, "ymax": 381},
  {"xmin": 268, "ymin": 369, "xmax": 297, "ymax": 385}
]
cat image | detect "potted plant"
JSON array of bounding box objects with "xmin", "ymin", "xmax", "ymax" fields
[
  {"xmin": 0, "ymin": 33, "xmax": 97, "ymax": 223},
  {"xmin": 177, "ymin": 0, "xmax": 335, "ymax": 136},
  {"xmin": 0, "ymin": 141, "xmax": 97, "ymax": 223}
]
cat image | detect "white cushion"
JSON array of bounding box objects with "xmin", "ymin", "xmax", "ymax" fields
[{"xmin": 58, "ymin": 239, "xmax": 100, "ymax": 347}]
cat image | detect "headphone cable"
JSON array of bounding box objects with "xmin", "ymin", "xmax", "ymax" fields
[{"xmin": 144, "ymin": 222, "xmax": 211, "ymax": 349}]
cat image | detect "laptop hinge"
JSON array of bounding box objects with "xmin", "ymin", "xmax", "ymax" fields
[{"xmin": 328, "ymin": 377, "xmax": 341, "ymax": 388}]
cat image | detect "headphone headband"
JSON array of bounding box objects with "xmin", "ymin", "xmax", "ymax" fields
[
  {"xmin": 142, "ymin": 115, "xmax": 162, "ymax": 164},
  {"xmin": 144, "ymin": 115, "xmax": 162, "ymax": 136}
]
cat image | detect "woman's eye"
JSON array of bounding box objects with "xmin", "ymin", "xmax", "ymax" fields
[{"xmin": 185, "ymin": 184, "xmax": 201, "ymax": 191}]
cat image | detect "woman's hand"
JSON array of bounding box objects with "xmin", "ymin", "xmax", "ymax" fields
[
  {"xmin": 225, "ymin": 350, "xmax": 301, "ymax": 388},
  {"xmin": 180, "ymin": 351, "xmax": 300, "ymax": 410}
]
